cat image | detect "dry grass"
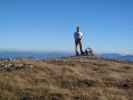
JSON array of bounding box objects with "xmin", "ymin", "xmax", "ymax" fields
[{"xmin": 0, "ymin": 57, "xmax": 133, "ymax": 100}]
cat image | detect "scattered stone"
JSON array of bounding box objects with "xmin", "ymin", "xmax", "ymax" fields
[
  {"xmin": 120, "ymin": 80, "xmax": 130, "ymax": 88},
  {"xmin": 0, "ymin": 63, "xmax": 34, "ymax": 71}
]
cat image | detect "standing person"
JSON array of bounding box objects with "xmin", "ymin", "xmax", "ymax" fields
[{"xmin": 74, "ymin": 25, "xmax": 84, "ymax": 56}]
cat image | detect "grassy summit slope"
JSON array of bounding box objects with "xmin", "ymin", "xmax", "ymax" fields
[{"xmin": 0, "ymin": 56, "xmax": 133, "ymax": 100}]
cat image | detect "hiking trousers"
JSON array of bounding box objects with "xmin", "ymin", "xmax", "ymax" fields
[{"xmin": 75, "ymin": 39, "xmax": 84, "ymax": 55}]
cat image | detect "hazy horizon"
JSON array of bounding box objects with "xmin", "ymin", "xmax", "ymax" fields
[{"xmin": 0, "ymin": 49, "xmax": 132, "ymax": 56}]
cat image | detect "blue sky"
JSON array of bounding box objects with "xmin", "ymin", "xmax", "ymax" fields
[{"xmin": 0, "ymin": 0, "xmax": 133, "ymax": 53}]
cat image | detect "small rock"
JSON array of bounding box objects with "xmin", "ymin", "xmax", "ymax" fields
[
  {"xmin": 5, "ymin": 64, "xmax": 13, "ymax": 68},
  {"xmin": 120, "ymin": 80, "xmax": 130, "ymax": 88},
  {"xmin": 17, "ymin": 64, "xmax": 24, "ymax": 68},
  {"xmin": 29, "ymin": 65, "xmax": 33, "ymax": 68}
]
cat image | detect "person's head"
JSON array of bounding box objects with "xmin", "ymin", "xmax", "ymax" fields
[{"xmin": 76, "ymin": 25, "xmax": 80, "ymax": 32}]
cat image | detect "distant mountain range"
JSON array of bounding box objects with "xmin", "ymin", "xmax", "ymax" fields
[
  {"xmin": 102, "ymin": 53, "xmax": 133, "ymax": 61},
  {"xmin": 0, "ymin": 51, "xmax": 133, "ymax": 61},
  {"xmin": 0, "ymin": 51, "xmax": 73, "ymax": 59}
]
